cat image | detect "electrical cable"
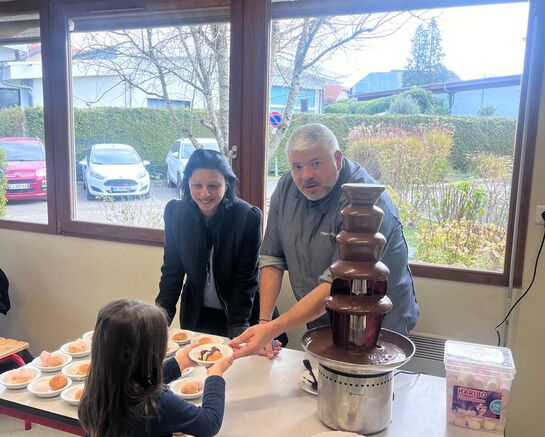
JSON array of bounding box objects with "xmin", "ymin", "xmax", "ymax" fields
[{"xmin": 495, "ymin": 223, "xmax": 545, "ymax": 346}]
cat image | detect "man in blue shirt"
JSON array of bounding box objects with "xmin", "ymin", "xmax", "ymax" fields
[{"xmin": 231, "ymin": 123, "xmax": 419, "ymax": 358}]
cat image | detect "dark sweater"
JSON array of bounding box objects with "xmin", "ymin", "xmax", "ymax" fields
[{"xmin": 127, "ymin": 358, "xmax": 226, "ymax": 437}]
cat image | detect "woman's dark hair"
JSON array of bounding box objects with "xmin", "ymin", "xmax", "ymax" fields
[
  {"xmin": 181, "ymin": 148, "xmax": 238, "ymax": 204},
  {"xmin": 78, "ymin": 299, "xmax": 168, "ymax": 437}
]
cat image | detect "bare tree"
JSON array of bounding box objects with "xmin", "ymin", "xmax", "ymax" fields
[
  {"xmin": 74, "ymin": 25, "xmax": 230, "ymax": 151},
  {"xmin": 267, "ymin": 12, "xmax": 417, "ymax": 153},
  {"xmin": 73, "ymin": 12, "xmax": 417, "ymax": 156}
]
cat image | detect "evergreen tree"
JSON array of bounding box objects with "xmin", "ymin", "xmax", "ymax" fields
[{"xmin": 403, "ymin": 18, "xmax": 452, "ymax": 87}]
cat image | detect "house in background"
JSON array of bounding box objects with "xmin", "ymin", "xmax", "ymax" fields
[
  {"xmin": 350, "ymin": 69, "xmax": 404, "ymax": 95},
  {"xmin": 269, "ymin": 65, "xmax": 332, "ymax": 114},
  {"xmin": 350, "ymin": 70, "xmax": 521, "ymax": 117},
  {"xmin": 1, "ymin": 44, "xmax": 332, "ymax": 114},
  {"xmin": 324, "ymin": 83, "xmax": 348, "ymax": 104}
]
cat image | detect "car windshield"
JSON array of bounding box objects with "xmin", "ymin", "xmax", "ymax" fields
[
  {"xmin": 0, "ymin": 141, "xmax": 45, "ymax": 161},
  {"xmin": 180, "ymin": 142, "xmax": 220, "ymax": 159},
  {"xmin": 92, "ymin": 148, "xmax": 140, "ymax": 165}
]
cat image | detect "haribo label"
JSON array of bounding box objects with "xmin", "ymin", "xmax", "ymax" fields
[{"xmin": 452, "ymin": 385, "xmax": 502, "ymax": 420}]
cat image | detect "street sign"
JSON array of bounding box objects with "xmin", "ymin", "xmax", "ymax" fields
[{"xmin": 269, "ymin": 111, "xmax": 282, "ymax": 129}]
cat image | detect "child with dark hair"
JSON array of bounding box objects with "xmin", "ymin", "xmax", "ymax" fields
[{"xmin": 78, "ymin": 299, "xmax": 232, "ymax": 437}]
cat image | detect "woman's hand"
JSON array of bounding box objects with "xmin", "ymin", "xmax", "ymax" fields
[
  {"xmin": 174, "ymin": 343, "xmax": 198, "ymax": 372},
  {"xmin": 207, "ymin": 355, "xmax": 234, "ymax": 377}
]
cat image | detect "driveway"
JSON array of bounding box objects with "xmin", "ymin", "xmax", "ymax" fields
[{"xmin": 3, "ymin": 179, "xmax": 280, "ymax": 226}]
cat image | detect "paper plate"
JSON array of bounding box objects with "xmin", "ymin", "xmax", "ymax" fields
[
  {"xmin": 60, "ymin": 340, "xmax": 92, "ymax": 358},
  {"xmin": 61, "ymin": 384, "xmax": 84, "ymax": 406},
  {"xmin": 169, "ymin": 329, "xmax": 194, "ymax": 345},
  {"xmin": 0, "ymin": 367, "xmax": 40, "ymax": 389},
  {"xmin": 190, "ymin": 334, "xmax": 225, "ymax": 346},
  {"xmin": 165, "ymin": 341, "xmax": 180, "ymax": 358},
  {"xmin": 62, "ymin": 360, "xmax": 90, "ymax": 381},
  {"xmin": 170, "ymin": 378, "xmax": 204, "ymax": 400},
  {"xmin": 32, "ymin": 352, "xmax": 72, "ymax": 373},
  {"xmin": 28, "ymin": 375, "xmax": 72, "ymax": 398},
  {"xmin": 189, "ymin": 343, "xmax": 233, "ymax": 368},
  {"xmin": 298, "ymin": 369, "xmax": 318, "ymax": 395},
  {"xmin": 82, "ymin": 331, "xmax": 94, "ymax": 342}
]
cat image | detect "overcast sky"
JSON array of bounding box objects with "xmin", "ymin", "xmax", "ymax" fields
[{"xmin": 322, "ymin": 2, "xmax": 530, "ymax": 87}]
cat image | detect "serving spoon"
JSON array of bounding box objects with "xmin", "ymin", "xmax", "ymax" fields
[{"xmin": 303, "ymin": 359, "xmax": 318, "ymax": 391}]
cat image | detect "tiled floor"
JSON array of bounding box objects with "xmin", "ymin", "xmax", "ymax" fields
[{"xmin": 0, "ymin": 414, "xmax": 72, "ymax": 436}]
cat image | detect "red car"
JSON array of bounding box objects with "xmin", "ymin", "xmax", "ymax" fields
[{"xmin": 0, "ymin": 137, "xmax": 47, "ymax": 201}]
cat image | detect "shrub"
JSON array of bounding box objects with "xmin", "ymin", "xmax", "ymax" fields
[
  {"xmin": 0, "ymin": 148, "xmax": 7, "ymax": 218},
  {"xmin": 345, "ymin": 121, "xmax": 453, "ymax": 211},
  {"xmin": 98, "ymin": 196, "xmax": 166, "ymax": 228},
  {"xmin": 414, "ymin": 218, "xmax": 505, "ymax": 271},
  {"xmin": 388, "ymin": 95, "xmax": 420, "ymax": 114},
  {"xmin": 477, "ymin": 105, "xmax": 498, "ymax": 116},
  {"xmin": 425, "ymin": 179, "xmax": 487, "ymax": 224},
  {"xmin": 468, "ymin": 153, "xmax": 513, "ymax": 227},
  {"xmin": 267, "ymin": 113, "xmax": 515, "ymax": 175}
]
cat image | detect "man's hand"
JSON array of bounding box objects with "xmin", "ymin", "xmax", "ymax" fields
[
  {"xmin": 253, "ymin": 320, "xmax": 281, "ymax": 359},
  {"xmin": 174, "ymin": 343, "xmax": 198, "ymax": 371},
  {"xmin": 229, "ymin": 323, "xmax": 276, "ymax": 359}
]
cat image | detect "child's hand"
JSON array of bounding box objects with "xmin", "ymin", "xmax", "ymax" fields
[
  {"xmin": 207, "ymin": 355, "xmax": 234, "ymax": 377},
  {"xmin": 175, "ymin": 343, "xmax": 198, "ymax": 372}
]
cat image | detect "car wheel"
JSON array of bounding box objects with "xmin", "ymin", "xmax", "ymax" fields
[
  {"xmin": 167, "ymin": 168, "xmax": 175, "ymax": 188},
  {"xmin": 176, "ymin": 179, "xmax": 183, "ymax": 200}
]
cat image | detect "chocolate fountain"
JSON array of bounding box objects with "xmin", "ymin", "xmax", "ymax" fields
[{"xmin": 302, "ymin": 183, "xmax": 415, "ymax": 435}]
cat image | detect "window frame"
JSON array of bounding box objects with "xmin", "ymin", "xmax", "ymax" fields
[{"xmin": 0, "ymin": 0, "xmax": 541, "ymax": 288}]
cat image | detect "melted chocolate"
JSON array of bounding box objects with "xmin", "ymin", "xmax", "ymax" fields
[{"xmin": 305, "ymin": 327, "xmax": 411, "ymax": 367}]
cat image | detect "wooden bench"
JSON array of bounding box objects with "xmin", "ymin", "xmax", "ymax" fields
[{"xmin": 0, "ymin": 337, "xmax": 29, "ymax": 367}]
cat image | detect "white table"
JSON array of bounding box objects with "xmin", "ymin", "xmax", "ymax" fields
[{"xmin": 0, "ymin": 347, "xmax": 498, "ymax": 437}]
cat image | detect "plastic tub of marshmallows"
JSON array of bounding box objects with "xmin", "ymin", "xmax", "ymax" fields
[{"xmin": 444, "ymin": 340, "xmax": 516, "ymax": 433}]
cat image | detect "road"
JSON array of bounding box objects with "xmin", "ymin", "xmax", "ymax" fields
[{"xmin": 3, "ymin": 179, "xmax": 280, "ymax": 226}]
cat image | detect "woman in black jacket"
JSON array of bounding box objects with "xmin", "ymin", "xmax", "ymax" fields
[{"xmin": 156, "ymin": 149, "xmax": 285, "ymax": 345}]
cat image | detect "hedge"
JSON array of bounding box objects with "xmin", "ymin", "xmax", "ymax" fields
[
  {"xmin": 268, "ymin": 113, "xmax": 516, "ymax": 175},
  {"xmin": 0, "ymin": 107, "xmax": 214, "ymax": 179},
  {"xmin": 0, "ymin": 107, "xmax": 515, "ymax": 178}
]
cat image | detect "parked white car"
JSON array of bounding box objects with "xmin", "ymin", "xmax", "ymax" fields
[
  {"xmin": 79, "ymin": 144, "xmax": 150, "ymax": 200},
  {"xmin": 165, "ymin": 138, "xmax": 220, "ymax": 191}
]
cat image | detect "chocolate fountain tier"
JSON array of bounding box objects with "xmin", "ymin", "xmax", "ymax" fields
[
  {"xmin": 342, "ymin": 183, "xmax": 384, "ymax": 206},
  {"xmin": 302, "ymin": 327, "xmax": 415, "ymax": 375},
  {"xmin": 330, "ymin": 259, "xmax": 389, "ymax": 281},
  {"xmin": 325, "ymin": 294, "xmax": 392, "ymax": 315}
]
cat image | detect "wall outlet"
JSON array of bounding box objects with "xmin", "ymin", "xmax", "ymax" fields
[{"xmin": 536, "ymin": 205, "xmax": 545, "ymax": 225}]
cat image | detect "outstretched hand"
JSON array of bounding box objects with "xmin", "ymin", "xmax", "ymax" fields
[
  {"xmin": 207, "ymin": 355, "xmax": 234, "ymax": 377},
  {"xmin": 174, "ymin": 343, "xmax": 199, "ymax": 371},
  {"xmin": 229, "ymin": 323, "xmax": 277, "ymax": 359}
]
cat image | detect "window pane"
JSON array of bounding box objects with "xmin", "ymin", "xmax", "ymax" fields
[
  {"xmin": 69, "ymin": 21, "xmax": 230, "ymax": 229},
  {"xmin": 0, "ymin": 15, "xmax": 48, "ymax": 224},
  {"xmin": 266, "ymin": 2, "xmax": 528, "ymax": 272}
]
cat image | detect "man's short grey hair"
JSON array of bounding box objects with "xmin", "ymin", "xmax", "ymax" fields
[{"xmin": 285, "ymin": 123, "xmax": 340, "ymax": 157}]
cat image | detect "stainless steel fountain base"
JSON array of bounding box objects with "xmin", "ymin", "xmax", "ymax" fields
[{"xmin": 317, "ymin": 365, "xmax": 393, "ymax": 435}]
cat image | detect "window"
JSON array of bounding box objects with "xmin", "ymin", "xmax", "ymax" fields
[
  {"xmin": 0, "ymin": 12, "xmax": 50, "ymax": 227},
  {"xmin": 61, "ymin": 3, "xmax": 232, "ymax": 236},
  {"xmin": 0, "ymin": 0, "xmax": 542, "ymax": 287},
  {"xmin": 265, "ymin": 0, "xmax": 539, "ymax": 286},
  {"xmin": 0, "ymin": 88, "xmax": 20, "ymax": 108}
]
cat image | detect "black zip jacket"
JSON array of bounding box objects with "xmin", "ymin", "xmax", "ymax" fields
[{"xmin": 156, "ymin": 198, "xmax": 261, "ymax": 338}]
